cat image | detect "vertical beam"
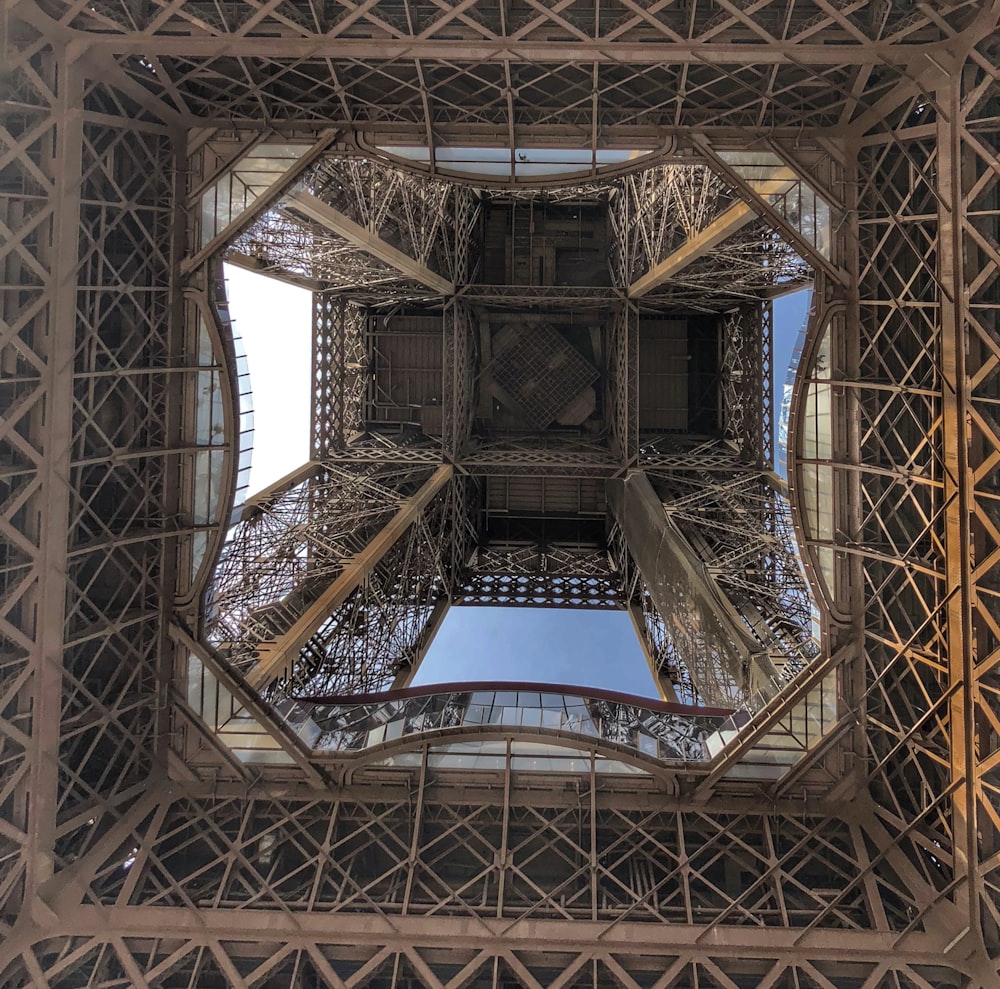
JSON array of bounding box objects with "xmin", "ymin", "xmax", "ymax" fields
[
  {"xmin": 935, "ymin": 67, "xmax": 980, "ymax": 937},
  {"xmin": 27, "ymin": 51, "xmax": 83, "ymax": 894},
  {"xmin": 401, "ymin": 747, "xmax": 427, "ymax": 915},
  {"xmin": 246, "ymin": 465, "xmax": 454, "ymax": 690}
]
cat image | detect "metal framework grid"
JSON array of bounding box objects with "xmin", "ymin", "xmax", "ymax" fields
[{"xmin": 2, "ymin": 2, "xmax": 1000, "ymax": 987}]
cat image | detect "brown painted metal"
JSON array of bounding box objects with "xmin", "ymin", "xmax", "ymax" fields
[{"xmin": 3, "ymin": 2, "xmax": 1000, "ymax": 986}]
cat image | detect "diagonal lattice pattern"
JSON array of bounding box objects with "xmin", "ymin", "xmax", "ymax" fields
[{"xmin": 4, "ymin": 4, "xmax": 1000, "ymax": 988}]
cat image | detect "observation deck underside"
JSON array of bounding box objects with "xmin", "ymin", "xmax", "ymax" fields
[{"xmin": 2, "ymin": 1, "xmax": 1000, "ymax": 986}]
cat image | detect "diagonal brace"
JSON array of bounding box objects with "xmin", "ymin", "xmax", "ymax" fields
[
  {"xmin": 246, "ymin": 464, "xmax": 454, "ymax": 691},
  {"xmin": 287, "ymin": 190, "xmax": 455, "ymax": 295},
  {"xmin": 629, "ymin": 174, "xmax": 797, "ymax": 297}
]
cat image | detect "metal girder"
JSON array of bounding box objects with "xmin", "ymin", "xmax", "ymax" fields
[
  {"xmin": 31, "ymin": 39, "xmax": 954, "ymax": 68},
  {"xmin": 23, "ymin": 54, "xmax": 83, "ymax": 900},
  {"xmin": 935, "ymin": 63, "xmax": 979, "ymax": 940},
  {"xmin": 245, "ymin": 465, "xmax": 454, "ymax": 691},
  {"xmin": 286, "ymin": 191, "xmax": 455, "ymax": 296},
  {"xmin": 608, "ymin": 470, "xmax": 764, "ymax": 705},
  {"xmin": 628, "ymin": 173, "xmax": 796, "ymax": 297},
  {"xmin": 1, "ymin": 766, "xmax": 986, "ymax": 983}
]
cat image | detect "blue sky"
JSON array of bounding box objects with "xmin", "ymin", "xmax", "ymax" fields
[{"xmin": 225, "ymin": 264, "xmax": 811, "ymax": 698}]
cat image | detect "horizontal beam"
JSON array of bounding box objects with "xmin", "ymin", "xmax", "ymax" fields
[
  {"xmin": 286, "ymin": 191, "xmax": 454, "ymax": 295},
  {"xmin": 629, "ymin": 174, "xmax": 797, "ymax": 297},
  {"xmin": 225, "ymin": 251, "xmax": 324, "ymax": 292},
  {"xmin": 246, "ymin": 464, "xmax": 453, "ymax": 691},
  {"xmin": 66, "ymin": 33, "xmax": 935, "ymax": 65},
  {"xmin": 28, "ymin": 904, "xmax": 956, "ymax": 964}
]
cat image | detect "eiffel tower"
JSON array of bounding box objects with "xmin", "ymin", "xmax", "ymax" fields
[{"xmin": 2, "ymin": 2, "xmax": 999, "ymax": 986}]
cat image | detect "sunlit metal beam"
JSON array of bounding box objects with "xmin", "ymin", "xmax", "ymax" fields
[
  {"xmin": 628, "ymin": 173, "xmax": 796, "ymax": 297},
  {"xmin": 246, "ymin": 465, "xmax": 454, "ymax": 691},
  {"xmin": 286, "ymin": 191, "xmax": 455, "ymax": 295}
]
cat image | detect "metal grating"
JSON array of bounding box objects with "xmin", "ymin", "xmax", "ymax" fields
[{"xmin": 486, "ymin": 321, "xmax": 599, "ymax": 428}]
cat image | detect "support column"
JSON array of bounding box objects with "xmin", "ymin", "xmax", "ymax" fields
[
  {"xmin": 27, "ymin": 52, "xmax": 83, "ymax": 897},
  {"xmin": 936, "ymin": 66, "xmax": 980, "ymax": 941},
  {"xmin": 607, "ymin": 471, "xmax": 768, "ymax": 707}
]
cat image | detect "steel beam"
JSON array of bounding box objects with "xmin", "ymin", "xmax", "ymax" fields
[
  {"xmin": 286, "ymin": 191, "xmax": 455, "ymax": 295},
  {"xmin": 1, "ymin": 903, "xmax": 960, "ymax": 966},
  {"xmin": 246, "ymin": 465, "xmax": 454, "ymax": 690},
  {"xmin": 607, "ymin": 471, "xmax": 765, "ymax": 704},
  {"xmin": 935, "ymin": 65, "xmax": 981, "ymax": 944},
  {"xmin": 26, "ymin": 57, "xmax": 83, "ymax": 896},
  {"xmin": 64, "ymin": 37, "xmax": 942, "ymax": 66},
  {"xmin": 628, "ymin": 174, "xmax": 796, "ymax": 297}
]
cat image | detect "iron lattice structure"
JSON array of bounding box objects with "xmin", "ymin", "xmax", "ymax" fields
[{"xmin": 2, "ymin": 2, "xmax": 1000, "ymax": 988}]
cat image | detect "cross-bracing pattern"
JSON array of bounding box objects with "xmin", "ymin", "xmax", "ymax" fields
[
  {"xmin": 206, "ymin": 458, "xmax": 468, "ymax": 695},
  {"xmin": 5, "ymin": 2, "xmax": 1000, "ymax": 986}
]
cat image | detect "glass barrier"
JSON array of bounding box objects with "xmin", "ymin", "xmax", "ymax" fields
[
  {"xmin": 381, "ymin": 145, "xmax": 652, "ymax": 183},
  {"xmin": 718, "ymin": 151, "xmax": 832, "ymax": 260},
  {"xmin": 198, "ymin": 142, "xmax": 309, "ymax": 247},
  {"xmin": 793, "ymin": 319, "xmax": 836, "ymax": 600},
  {"xmin": 275, "ymin": 683, "xmax": 735, "ymax": 767}
]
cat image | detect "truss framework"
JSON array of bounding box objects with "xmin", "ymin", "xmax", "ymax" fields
[{"xmin": 3, "ymin": 2, "xmax": 1000, "ymax": 986}]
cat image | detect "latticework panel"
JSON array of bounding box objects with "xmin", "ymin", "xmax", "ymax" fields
[
  {"xmin": 205, "ymin": 459, "xmax": 453, "ymax": 687},
  {"xmin": 459, "ymin": 545, "xmax": 621, "ymax": 609},
  {"xmin": 231, "ymin": 210, "xmax": 421, "ymax": 292},
  {"xmin": 0, "ymin": 936, "xmax": 973, "ymax": 989},
  {"xmin": 609, "ymin": 165, "xmax": 731, "ymax": 288},
  {"xmin": 6, "ymin": 5, "xmax": 1000, "ymax": 987},
  {"xmin": 48, "ymin": 778, "xmax": 929, "ymax": 934},
  {"xmin": 308, "ymin": 158, "xmax": 458, "ymax": 282},
  {"xmin": 312, "ymin": 294, "xmax": 367, "ymax": 458},
  {"xmin": 852, "ymin": 107, "xmax": 957, "ymax": 928},
  {"xmin": 646, "ymin": 469, "xmax": 818, "ymax": 705},
  {"xmin": 0, "ymin": 37, "xmax": 69, "ymax": 918},
  {"xmin": 721, "ymin": 304, "xmax": 766, "ymax": 465},
  {"xmin": 281, "ymin": 475, "xmax": 473, "ymax": 697},
  {"xmin": 0, "ymin": 41, "xmax": 255, "ymax": 957}
]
